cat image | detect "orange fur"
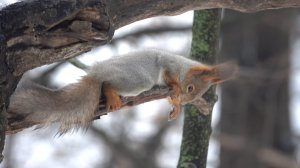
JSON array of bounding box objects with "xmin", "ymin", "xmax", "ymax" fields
[
  {"xmin": 102, "ymin": 82, "xmax": 122, "ymax": 111},
  {"xmin": 186, "ymin": 65, "xmax": 221, "ymax": 82},
  {"xmin": 167, "ymin": 97, "xmax": 181, "ymax": 120},
  {"xmin": 202, "ymin": 75, "xmax": 220, "ymax": 83},
  {"xmin": 163, "ymin": 70, "xmax": 181, "ymax": 120},
  {"xmin": 186, "ymin": 65, "xmax": 212, "ymax": 78}
]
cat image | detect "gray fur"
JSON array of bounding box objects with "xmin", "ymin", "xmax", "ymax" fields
[
  {"xmin": 89, "ymin": 49, "xmax": 201, "ymax": 96},
  {"xmin": 9, "ymin": 49, "xmax": 203, "ymax": 133},
  {"xmin": 9, "ymin": 76, "xmax": 100, "ymax": 134}
]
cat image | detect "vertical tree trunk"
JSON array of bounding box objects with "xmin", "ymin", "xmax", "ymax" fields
[
  {"xmin": 0, "ymin": 31, "xmax": 6, "ymax": 162},
  {"xmin": 0, "ymin": 29, "xmax": 19, "ymax": 163},
  {"xmin": 0, "ymin": 22, "xmax": 21, "ymax": 163},
  {"xmin": 219, "ymin": 9, "xmax": 296, "ymax": 168},
  {"xmin": 177, "ymin": 9, "xmax": 221, "ymax": 168}
]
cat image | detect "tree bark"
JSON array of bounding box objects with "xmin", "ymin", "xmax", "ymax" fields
[
  {"xmin": 0, "ymin": 27, "xmax": 20, "ymax": 162},
  {"xmin": 1, "ymin": 0, "xmax": 300, "ymax": 76},
  {"xmin": 177, "ymin": 9, "xmax": 220, "ymax": 168}
]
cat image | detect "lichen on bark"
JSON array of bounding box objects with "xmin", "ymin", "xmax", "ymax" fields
[{"xmin": 177, "ymin": 9, "xmax": 221, "ymax": 168}]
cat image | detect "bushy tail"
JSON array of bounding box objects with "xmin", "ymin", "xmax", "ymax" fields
[{"xmin": 8, "ymin": 76, "xmax": 101, "ymax": 134}]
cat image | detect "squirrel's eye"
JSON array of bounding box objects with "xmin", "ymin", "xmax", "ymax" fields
[{"xmin": 187, "ymin": 84, "xmax": 194, "ymax": 93}]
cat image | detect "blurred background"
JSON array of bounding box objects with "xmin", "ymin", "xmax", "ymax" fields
[{"xmin": 1, "ymin": 0, "xmax": 300, "ymax": 168}]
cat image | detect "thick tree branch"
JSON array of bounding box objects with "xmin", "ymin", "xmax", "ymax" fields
[
  {"xmin": 110, "ymin": 0, "xmax": 300, "ymax": 28},
  {"xmin": 1, "ymin": 0, "xmax": 300, "ymax": 76},
  {"xmin": 0, "ymin": 28, "xmax": 21, "ymax": 162}
]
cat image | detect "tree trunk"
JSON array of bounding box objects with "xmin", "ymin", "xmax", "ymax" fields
[
  {"xmin": 177, "ymin": 9, "xmax": 220, "ymax": 168},
  {"xmin": 0, "ymin": 28, "xmax": 20, "ymax": 162},
  {"xmin": 219, "ymin": 9, "xmax": 297, "ymax": 168}
]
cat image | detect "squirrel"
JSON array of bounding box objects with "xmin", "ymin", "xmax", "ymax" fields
[{"xmin": 8, "ymin": 49, "xmax": 238, "ymax": 134}]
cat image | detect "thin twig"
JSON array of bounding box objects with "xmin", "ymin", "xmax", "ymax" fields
[{"xmin": 68, "ymin": 58, "xmax": 89, "ymax": 70}]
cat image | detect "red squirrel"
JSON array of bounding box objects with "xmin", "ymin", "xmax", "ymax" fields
[{"xmin": 8, "ymin": 49, "xmax": 238, "ymax": 133}]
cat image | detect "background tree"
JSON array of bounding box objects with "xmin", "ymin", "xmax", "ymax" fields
[
  {"xmin": 219, "ymin": 9, "xmax": 298, "ymax": 168},
  {"xmin": 178, "ymin": 9, "xmax": 220, "ymax": 168}
]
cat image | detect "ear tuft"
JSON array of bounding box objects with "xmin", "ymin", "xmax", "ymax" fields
[
  {"xmin": 187, "ymin": 62, "xmax": 238, "ymax": 84},
  {"xmin": 212, "ymin": 61, "xmax": 239, "ymax": 83},
  {"xmin": 186, "ymin": 65, "xmax": 212, "ymax": 78}
]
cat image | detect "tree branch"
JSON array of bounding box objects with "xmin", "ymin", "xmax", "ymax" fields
[
  {"xmin": 2, "ymin": 0, "xmax": 300, "ymax": 76},
  {"xmin": 5, "ymin": 86, "xmax": 171, "ymax": 134}
]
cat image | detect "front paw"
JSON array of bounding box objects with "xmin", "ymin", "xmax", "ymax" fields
[
  {"xmin": 168, "ymin": 106, "xmax": 181, "ymax": 121},
  {"xmin": 191, "ymin": 97, "xmax": 212, "ymax": 115}
]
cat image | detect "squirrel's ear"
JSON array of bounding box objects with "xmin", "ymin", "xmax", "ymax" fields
[
  {"xmin": 202, "ymin": 62, "xmax": 238, "ymax": 84},
  {"xmin": 186, "ymin": 65, "xmax": 212, "ymax": 79}
]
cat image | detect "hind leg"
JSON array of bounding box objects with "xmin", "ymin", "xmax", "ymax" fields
[{"xmin": 102, "ymin": 82, "xmax": 122, "ymax": 111}]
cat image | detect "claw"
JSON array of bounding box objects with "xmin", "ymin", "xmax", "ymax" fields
[
  {"xmin": 167, "ymin": 96, "xmax": 181, "ymax": 120},
  {"xmin": 168, "ymin": 104, "xmax": 180, "ymax": 121}
]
